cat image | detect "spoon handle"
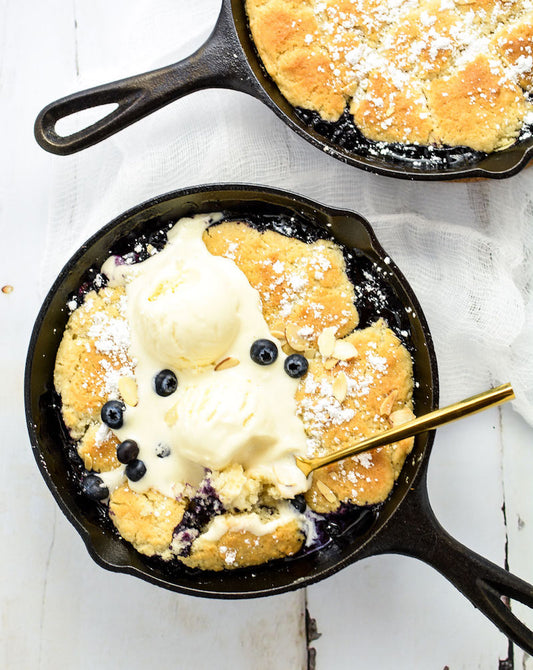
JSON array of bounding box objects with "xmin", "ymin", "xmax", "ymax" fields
[{"xmin": 295, "ymin": 383, "xmax": 515, "ymax": 477}]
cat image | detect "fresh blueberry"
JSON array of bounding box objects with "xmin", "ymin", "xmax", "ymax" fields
[
  {"xmin": 116, "ymin": 439, "xmax": 139, "ymax": 464},
  {"xmin": 82, "ymin": 474, "xmax": 109, "ymax": 501},
  {"xmin": 101, "ymin": 400, "xmax": 125, "ymax": 428},
  {"xmin": 154, "ymin": 369, "xmax": 178, "ymax": 396},
  {"xmin": 250, "ymin": 339, "xmax": 278, "ymax": 366},
  {"xmin": 125, "ymin": 459, "xmax": 146, "ymax": 482},
  {"xmin": 290, "ymin": 494, "xmax": 307, "ymax": 514},
  {"xmin": 148, "ymin": 229, "xmax": 168, "ymax": 252},
  {"xmin": 284, "ymin": 354, "xmax": 308, "ymax": 378},
  {"xmin": 325, "ymin": 520, "xmax": 342, "ymax": 537}
]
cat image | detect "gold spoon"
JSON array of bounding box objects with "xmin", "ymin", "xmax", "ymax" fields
[{"xmin": 295, "ymin": 382, "xmax": 515, "ymax": 477}]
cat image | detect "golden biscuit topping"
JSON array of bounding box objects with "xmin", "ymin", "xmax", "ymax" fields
[{"xmin": 246, "ymin": 0, "xmax": 533, "ymax": 151}]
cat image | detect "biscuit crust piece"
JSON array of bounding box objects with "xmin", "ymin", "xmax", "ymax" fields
[
  {"xmin": 109, "ymin": 485, "xmax": 187, "ymax": 560},
  {"xmin": 180, "ymin": 514, "xmax": 305, "ymax": 571},
  {"xmin": 54, "ymin": 286, "xmax": 133, "ymax": 439},
  {"xmin": 491, "ymin": 13, "xmax": 533, "ymax": 91},
  {"xmin": 426, "ymin": 55, "xmax": 528, "ymax": 152},
  {"xmin": 350, "ymin": 72, "xmax": 434, "ymax": 146},
  {"xmin": 247, "ymin": 0, "xmax": 346, "ymax": 120},
  {"xmin": 295, "ymin": 319, "xmax": 414, "ymax": 513},
  {"xmin": 78, "ymin": 423, "xmax": 120, "ymax": 472},
  {"xmin": 203, "ymin": 221, "xmax": 359, "ymax": 350}
]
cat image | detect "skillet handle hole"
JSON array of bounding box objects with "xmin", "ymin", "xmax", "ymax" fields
[{"xmin": 55, "ymin": 104, "xmax": 120, "ymax": 137}]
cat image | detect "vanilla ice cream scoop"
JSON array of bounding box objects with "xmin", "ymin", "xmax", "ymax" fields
[
  {"xmin": 131, "ymin": 249, "xmax": 240, "ymax": 369},
  {"xmin": 174, "ymin": 376, "xmax": 283, "ymax": 470}
]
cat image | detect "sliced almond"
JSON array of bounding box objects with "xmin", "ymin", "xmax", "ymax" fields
[
  {"xmin": 285, "ymin": 323, "xmax": 308, "ymax": 351},
  {"xmin": 304, "ymin": 348, "xmax": 317, "ymax": 360},
  {"xmin": 118, "ymin": 376, "xmax": 138, "ymax": 407},
  {"xmin": 214, "ymin": 356, "xmax": 240, "ymax": 371},
  {"xmin": 332, "ymin": 340, "xmax": 359, "ymax": 361},
  {"xmin": 164, "ymin": 404, "xmax": 179, "ymax": 427},
  {"xmin": 317, "ymin": 327, "xmax": 337, "ymax": 358},
  {"xmin": 324, "ymin": 357, "xmax": 338, "ymax": 370},
  {"xmin": 380, "ymin": 389, "xmax": 398, "ymax": 417},
  {"xmin": 282, "ymin": 342, "xmax": 297, "ymax": 356},
  {"xmin": 270, "ymin": 329, "xmax": 287, "ymax": 342},
  {"xmin": 270, "ymin": 321, "xmax": 286, "ymax": 335},
  {"xmin": 332, "ymin": 371, "xmax": 348, "ymax": 403},
  {"xmin": 389, "ymin": 407, "xmax": 415, "ymax": 427},
  {"xmin": 317, "ymin": 480, "xmax": 338, "ymax": 504},
  {"xmin": 341, "ymin": 80, "xmax": 359, "ymax": 97}
]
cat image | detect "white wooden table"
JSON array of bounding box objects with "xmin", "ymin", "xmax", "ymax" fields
[{"xmin": 1, "ymin": 1, "xmax": 532, "ymax": 668}]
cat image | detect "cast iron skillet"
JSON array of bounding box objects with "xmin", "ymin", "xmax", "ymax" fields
[
  {"xmin": 25, "ymin": 184, "xmax": 533, "ymax": 654},
  {"xmin": 34, "ymin": 0, "xmax": 533, "ymax": 181}
]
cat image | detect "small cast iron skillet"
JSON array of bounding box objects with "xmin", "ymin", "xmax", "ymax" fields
[
  {"xmin": 34, "ymin": 0, "xmax": 533, "ymax": 181},
  {"xmin": 25, "ymin": 184, "xmax": 533, "ymax": 654}
]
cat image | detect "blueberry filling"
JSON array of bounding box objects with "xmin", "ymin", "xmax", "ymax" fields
[
  {"xmin": 172, "ymin": 481, "xmax": 224, "ymax": 557},
  {"xmin": 116, "ymin": 439, "xmax": 139, "ymax": 464},
  {"xmin": 284, "ymin": 354, "xmax": 308, "ymax": 378},
  {"xmin": 324, "ymin": 519, "xmax": 342, "ymax": 538},
  {"xmin": 147, "ymin": 229, "xmax": 168, "ymax": 252},
  {"xmin": 109, "ymin": 226, "xmax": 171, "ymax": 264},
  {"xmin": 290, "ymin": 494, "xmax": 307, "ymax": 514},
  {"xmin": 82, "ymin": 474, "xmax": 109, "ymax": 501},
  {"xmin": 154, "ymin": 369, "xmax": 178, "ymax": 397},
  {"xmin": 294, "ymin": 106, "xmax": 488, "ymax": 171},
  {"xmin": 125, "ymin": 459, "xmax": 147, "ymax": 482},
  {"xmin": 68, "ymin": 268, "xmax": 107, "ymax": 308},
  {"xmin": 101, "ymin": 400, "xmax": 125, "ymax": 429},
  {"xmin": 250, "ymin": 339, "xmax": 278, "ymax": 366},
  {"xmin": 309, "ymin": 504, "xmax": 378, "ymax": 550}
]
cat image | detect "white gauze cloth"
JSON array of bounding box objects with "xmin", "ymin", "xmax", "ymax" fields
[{"xmin": 41, "ymin": 0, "xmax": 533, "ymax": 424}]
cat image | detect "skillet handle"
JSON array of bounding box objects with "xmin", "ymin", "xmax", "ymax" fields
[
  {"xmin": 34, "ymin": 1, "xmax": 260, "ymax": 155},
  {"xmin": 368, "ymin": 475, "xmax": 533, "ymax": 655}
]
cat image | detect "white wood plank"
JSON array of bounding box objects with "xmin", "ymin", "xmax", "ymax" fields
[
  {"xmin": 36, "ymin": 514, "xmax": 306, "ymax": 670},
  {"xmin": 0, "ymin": 1, "xmax": 80, "ymax": 667},
  {"xmin": 502, "ymin": 408, "xmax": 533, "ymax": 669}
]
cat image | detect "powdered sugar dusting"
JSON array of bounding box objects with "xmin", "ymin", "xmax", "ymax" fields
[
  {"xmin": 88, "ymin": 312, "xmax": 130, "ymax": 357},
  {"xmin": 80, "ymin": 292, "xmax": 135, "ymax": 398}
]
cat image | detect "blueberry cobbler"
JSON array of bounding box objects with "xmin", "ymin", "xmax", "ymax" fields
[
  {"xmin": 54, "ymin": 214, "xmax": 415, "ymax": 571},
  {"xmin": 245, "ymin": 0, "xmax": 533, "ymax": 154}
]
